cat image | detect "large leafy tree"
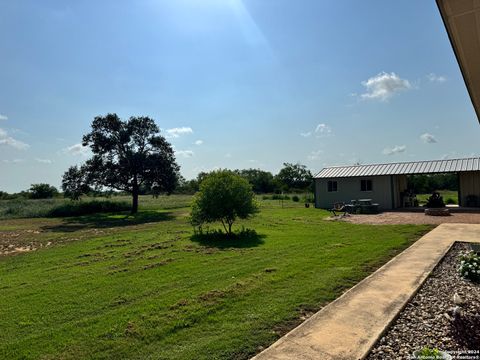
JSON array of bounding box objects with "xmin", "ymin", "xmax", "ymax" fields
[
  {"xmin": 234, "ymin": 168, "xmax": 276, "ymax": 193},
  {"xmin": 62, "ymin": 114, "xmax": 179, "ymax": 213},
  {"xmin": 190, "ymin": 170, "xmax": 259, "ymax": 235},
  {"xmin": 276, "ymin": 162, "xmax": 313, "ymax": 191}
]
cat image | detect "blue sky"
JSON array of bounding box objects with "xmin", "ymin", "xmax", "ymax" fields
[{"xmin": 0, "ymin": 0, "xmax": 479, "ymax": 192}]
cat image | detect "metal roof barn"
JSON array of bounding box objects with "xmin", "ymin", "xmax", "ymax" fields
[
  {"xmin": 314, "ymin": 157, "xmax": 480, "ymax": 210},
  {"xmin": 314, "ymin": 157, "xmax": 480, "ymax": 179}
]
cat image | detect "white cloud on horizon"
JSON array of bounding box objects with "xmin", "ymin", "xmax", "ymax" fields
[
  {"xmin": 361, "ymin": 72, "xmax": 411, "ymax": 101},
  {"xmin": 0, "ymin": 114, "xmax": 8, "ymax": 121},
  {"xmin": 427, "ymin": 73, "xmax": 446, "ymax": 83},
  {"xmin": 300, "ymin": 131, "xmax": 311, "ymax": 137},
  {"xmin": 0, "ymin": 128, "xmax": 30, "ymax": 150},
  {"xmin": 65, "ymin": 143, "xmax": 89, "ymax": 156},
  {"xmin": 165, "ymin": 127, "xmax": 193, "ymax": 138},
  {"xmin": 308, "ymin": 150, "xmax": 324, "ymax": 160},
  {"xmin": 176, "ymin": 149, "xmax": 194, "ymax": 158},
  {"xmin": 194, "ymin": 140, "xmax": 203, "ymax": 145},
  {"xmin": 382, "ymin": 145, "xmax": 407, "ymax": 155},
  {"xmin": 35, "ymin": 158, "xmax": 53, "ymax": 164},
  {"xmin": 420, "ymin": 133, "xmax": 437, "ymax": 143},
  {"xmin": 2, "ymin": 158, "xmax": 25, "ymax": 164}
]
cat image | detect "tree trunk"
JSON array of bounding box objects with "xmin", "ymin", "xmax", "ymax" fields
[
  {"xmin": 221, "ymin": 219, "xmax": 228, "ymax": 234},
  {"xmin": 228, "ymin": 222, "xmax": 232, "ymax": 236},
  {"xmin": 132, "ymin": 191, "xmax": 139, "ymax": 214},
  {"xmin": 132, "ymin": 177, "xmax": 139, "ymax": 214}
]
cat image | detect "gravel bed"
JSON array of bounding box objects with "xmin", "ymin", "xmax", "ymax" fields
[
  {"xmin": 367, "ymin": 242, "xmax": 480, "ymax": 360},
  {"xmin": 340, "ymin": 211, "xmax": 480, "ymax": 225}
]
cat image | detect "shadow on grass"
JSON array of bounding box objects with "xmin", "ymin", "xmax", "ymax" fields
[
  {"xmin": 41, "ymin": 210, "xmax": 174, "ymax": 233},
  {"xmin": 190, "ymin": 228, "xmax": 266, "ymax": 249}
]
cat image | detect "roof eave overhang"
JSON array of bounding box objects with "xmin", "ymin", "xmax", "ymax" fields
[{"xmin": 436, "ymin": 0, "xmax": 480, "ymax": 124}]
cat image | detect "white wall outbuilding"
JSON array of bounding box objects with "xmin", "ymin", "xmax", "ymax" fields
[{"xmin": 314, "ymin": 158, "xmax": 480, "ymax": 210}]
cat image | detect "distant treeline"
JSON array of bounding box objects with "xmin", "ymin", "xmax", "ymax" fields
[
  {"xmin": 407, "ymin": 174, "xmax": 458, "ymax": 194},
  {"xmin": 0, "ymin": 163, "xmax": 315, "ymax": 199},
  {"xmin": 0, "ymin": 183, "xmax": 60, "ymax": 200},
  {"xmin": 175, "ymin": 163, "xmax": 314, "ymax": 195}
]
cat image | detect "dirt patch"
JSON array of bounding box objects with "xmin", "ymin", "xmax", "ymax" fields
[
  {"xmin": 331, "ymin": 211, "xmax": 480, "ymax": 225},
  {"xmin": 142, "ymin": 258, "xmax": 174, "ymax": 270},
  {"xmin": 199, "ymin": 289, "xmax": 226, "ymax": 303},
  {"xmin": 170, "ymin": 299, "xmax": 189, "ymax": 310}
]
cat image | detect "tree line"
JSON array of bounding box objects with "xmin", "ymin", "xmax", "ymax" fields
[
  {"xmin": 177, "ymin": 164, "xmax": 314, "ymax": 195},
  {"xmin": 407, "ymin": 174, "xmax": 458, "ymax": 194},
  {"xmin": 0, "ymin": 114, "xmax": 315, "ymax": 213},
  {"xmin": 0, "ymin": 163, "xmax": 314, "ymax": 200}
]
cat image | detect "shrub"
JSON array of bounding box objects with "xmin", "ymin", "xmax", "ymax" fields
[
  {"xmin": 29, "ymin": 183, "xmax": 58, "ymax": 199},
  {"xmin": 445, "ymin": 197, "xmax": 456, "ymax": 205},
  {"xmin": 415, "ymin": 347, "xmax": 445, "ymax": 359},
  {"xmin": 190, "ymin": 170, "xmax": 259, "ymax": 235},
  {"xmin": 292, "ymin": 195, "xmax": 300, "ymax": 202},
  {"xmin": 271, "ymin": 194, "xmax": 290, "ymax": 200},
  {"xmin": 262, "ymin": 195, "xmax": 270, "ymax": 200},
  {"xmin": 458, "ymin": 250, "xmax": 480, "ymax": 282},
  {"xmin": 47, "ymin": 200, "xmax": 130, "ymax": 217}
]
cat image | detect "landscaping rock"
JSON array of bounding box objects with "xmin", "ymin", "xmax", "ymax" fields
[
  {"xmin": 425, "ymin": 208, "xmax": 451, "ymax": 216},
  {"xmin": 367, "ymin": 242, "xmax": 480, "ymax": 359}
]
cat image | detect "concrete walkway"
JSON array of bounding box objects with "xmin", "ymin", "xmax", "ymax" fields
[{"xmin": 253, "ymin": 224, "xmax": 480, "ymax": 360}]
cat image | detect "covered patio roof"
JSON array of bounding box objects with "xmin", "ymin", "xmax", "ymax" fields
[{"xmin": 437, "ymin": 0, "xmax": 480, "ymax": 123}]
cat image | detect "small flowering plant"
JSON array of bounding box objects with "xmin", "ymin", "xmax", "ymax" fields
[{"xmin": 458, "ymin": 250, "xmax": 480, "ymax": 282}]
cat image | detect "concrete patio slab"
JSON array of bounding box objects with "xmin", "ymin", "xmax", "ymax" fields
[{"xmin": 253, "ymin": 223, "xmax": 480, "ymax": 360}]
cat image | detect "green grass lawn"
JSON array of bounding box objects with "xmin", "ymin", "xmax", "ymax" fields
[
  {"xmin": 416, "ymin": 190, "xmax": 458, "ymax": 205},
  {"xmin": 0, "ymin": 197, "xmax": 433, "ymax": 359}
]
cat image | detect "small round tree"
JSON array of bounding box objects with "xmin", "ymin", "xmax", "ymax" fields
[
  {"xmin": 190, "ymin": 170, "xmax": 259, "ymax": 235},
  {"xmin": 29, "ymin": 183, "xmax": 58, "ymax": 199}
]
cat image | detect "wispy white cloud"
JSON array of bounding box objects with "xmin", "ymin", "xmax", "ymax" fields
[
  {"xmin": 65, "ymin": 143, "xmax": 89, "ymax": 156},
  {"xmin": 0, "ymin": 128, "xmax": 30, "ymax": 150},
  {"xmin": 427, "ymin": 73, "xmax": 446, "ymax": 83},
  {"xmin": 175, "ymin": 149, "xmax": 194, "ymax": 158},
  {"xmin": 361, "ymin": 72, "xmax": 411, "ymax": 101},
  {"xmin": 382, "ymin": 145, "xmax": 406, "ymax": 155},
  {"xmin": 300, "ymin": 123, "xmax": 332, "ymax": 138},
  {"xmin": 35, "ymin": 158, "xmax": 53, "ymax": 164},
  {"xmin": 225, "ymin": 153, "xmax": 232, "ymax": 158},
  {"xmin": 420, "ymin": 133, "xmax": 437, "ymax": 143},
  {"xmin": 194, "ymin": 140, "xmax": 203, "ymax": 145},
  {"xmin": 315, "ymin": 123, "xmax": 332, "ymax": 136},
  {"xmin": 2, "ymin": 158, "xmax": 25, "ymax": 164},
  {"xmin": 0, "ymin": 114, "xmax": 7, "ymax": 121},
  {"xmin": 165, "ymin": 127, "xmax": 193, "ymax": 138},
  {"xmin": 308, "ymin": 150, "xmax": 324, "ymax": 160},
  {"xmin": 440, "ymin": 151, "xmax": 459, "ymax": 160}
]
